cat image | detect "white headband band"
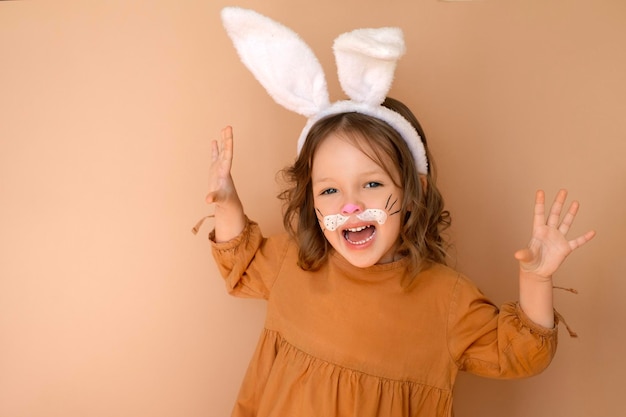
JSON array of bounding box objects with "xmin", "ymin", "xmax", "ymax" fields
[{"xmin": 220, "ymin": 7, "xmax": 428, "ymax": 174}]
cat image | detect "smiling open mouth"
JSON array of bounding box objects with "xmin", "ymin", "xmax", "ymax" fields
[{"xmin": 343, "ymin": 225, "xmax": 376, "ymax": 245}]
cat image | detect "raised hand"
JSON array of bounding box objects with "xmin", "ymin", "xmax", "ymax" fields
[
  {"xmin": 514, "ymin": 189, "xmax": 596, "ymax": 280},
  {"xmin": 205, "ymin": 126, "xmax": 246, "ymax": 242},
  {"xmin": 206, "ymin": 126, "xmax": 236, "ymax": 206}
]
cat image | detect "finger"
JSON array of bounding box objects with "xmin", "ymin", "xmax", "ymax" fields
[
  {"xmin": 222, "ymin": 125, "xmax": 233, "ymax": 139},
  {"xmin": 532, "ymin": 189, "xmax": 546, "ymax": 230},
  {"xmin": 546, "ymin": 189, "xmax": 567, "ymax": 228},
  {"xmin": 558, "ymin": 200, "xmax": 579, "ymax": 235},
  {"xmin": 210, "ymin": 139, "xmax": 219, "ymax": 162},
  {"xmin": 221, "ymin": 126, "xmax": 234, "ymax": 163},
  {"xmin": 569, "ymin": 230, "xmax": 596, "ymax": 251}
]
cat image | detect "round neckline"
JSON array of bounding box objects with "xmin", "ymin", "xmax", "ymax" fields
[{"xmin": 329, "ymin": 250, "xmax": 410, "ymax": 281}]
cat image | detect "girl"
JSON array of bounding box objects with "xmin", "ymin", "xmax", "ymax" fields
[{"xmin": 198, "ymin": 7, "xmax": 595, "ymax": 417}]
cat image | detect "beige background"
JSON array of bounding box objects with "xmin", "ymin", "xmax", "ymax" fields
[{"xmin": 1, "ymin": 0, "xmax": 624, "ymax": 416}]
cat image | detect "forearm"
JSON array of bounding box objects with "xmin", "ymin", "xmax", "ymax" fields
[
  {"xmin": 213, "ymin": 191, "xmax": 246, "ymax": 243},
  {"xmin": 518, "ymin": 270, "xmax": 554, "ymax": 329}
]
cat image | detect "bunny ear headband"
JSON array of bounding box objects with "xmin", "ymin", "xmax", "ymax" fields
[{"xmin": 220, "ymin": 7, "xmax": 428, "ymax": 175}]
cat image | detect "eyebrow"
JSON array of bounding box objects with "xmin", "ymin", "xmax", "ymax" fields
[{"xmin": 312, "ymin": 169, "xmax": 388, "ymax": 184}]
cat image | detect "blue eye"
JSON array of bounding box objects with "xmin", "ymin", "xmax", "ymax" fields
[
  {"xmin": 320, "ymin": 188, "xmax": 338, "ymax": 195},
  {"xmin": 365, "ymin": 182, "xmax": 382, "ymax": 188}
]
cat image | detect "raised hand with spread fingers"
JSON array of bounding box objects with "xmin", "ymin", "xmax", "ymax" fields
[
  {"xmin": 516, "ymin": 189, "xmax": 596, "ymax": 328},
  {"xmin": 205, "ymin": 126, "xmax": 246, "ymax": 242}
]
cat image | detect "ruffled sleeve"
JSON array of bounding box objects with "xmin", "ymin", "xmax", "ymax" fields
[
  {"xmin": 210, "ymin": 218, "xmax": 291, "ymax": 300},
  {"xmin": 447, "ymin": 275, "xmax": 558, "ymax": 379}
]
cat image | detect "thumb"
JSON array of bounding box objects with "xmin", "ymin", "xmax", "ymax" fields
[
  {"xmin": 514, "ymin": 248, "xmax": 533, "ymax": 263},
  {"xmin": 205, "ymin": 191, "xmax": 217, "ymax": 204}
]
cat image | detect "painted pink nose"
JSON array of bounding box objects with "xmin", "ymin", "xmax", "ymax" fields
[{"xmin": 341, "ymin": 203, "xmax": 361, "ymax": 214}]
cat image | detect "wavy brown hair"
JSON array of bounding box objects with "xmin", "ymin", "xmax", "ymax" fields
[{"xmin": 279, "ymin": 97, "xmax": 451, "ymax": 277}]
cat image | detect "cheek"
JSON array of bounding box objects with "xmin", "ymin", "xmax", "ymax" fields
[
  {"xmin": 383, "ymin": 208, "xmax": 404, "ymax": 235},
  {"xmin": 313, "ymin": 199, "xmax": 336, "ymax": 230},
  {"xmin": 313, "ymin": 196, "xmax": 338, "ymax": 216}
]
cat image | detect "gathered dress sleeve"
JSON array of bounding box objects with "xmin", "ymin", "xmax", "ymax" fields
[
  {"xmin": 210, "ymin": 218, "xmax": 290, "ymax": 300},
  {"xmin": 447, "ymin": 274, "xmax": 558, "ymax": 379}
]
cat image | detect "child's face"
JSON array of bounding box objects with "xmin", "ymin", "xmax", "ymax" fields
[{"xmin": 311, "ymin": 133, "xmax": 404, "ymax": 268}]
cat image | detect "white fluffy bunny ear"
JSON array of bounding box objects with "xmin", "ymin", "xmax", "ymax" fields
[
  {"xmin": 333, "ymin": 28, "xmax": 405, "ymax": 105},
  {"xmin": 221, "ymin": 7, "xmax": 429, "ymax": 175},
  {"xmin": 221, "ymin": 7, "xmax": 330, "ymax": 117}
]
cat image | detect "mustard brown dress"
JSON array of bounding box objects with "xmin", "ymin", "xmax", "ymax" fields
[{"xmin": 210, "ymin": 220, "xmax": 558, "ymax": 417}]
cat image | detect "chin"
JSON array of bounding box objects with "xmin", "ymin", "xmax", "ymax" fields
[
  {"xmin": 337, "ymin": 246, "xmax": 396, "ymax": 268},
  {"xmin": 344, "ymin": 257, "xmax": 379, "ymax": 269}
]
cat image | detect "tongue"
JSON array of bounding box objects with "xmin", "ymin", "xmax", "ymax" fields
[{"xmin": 345, "ymin": 226, "xmax": 375, "ymax": 243}]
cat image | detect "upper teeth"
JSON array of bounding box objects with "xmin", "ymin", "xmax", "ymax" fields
[{"xmin": 347, "ymin": 226, "xmax": 368, "ymax": 232}]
